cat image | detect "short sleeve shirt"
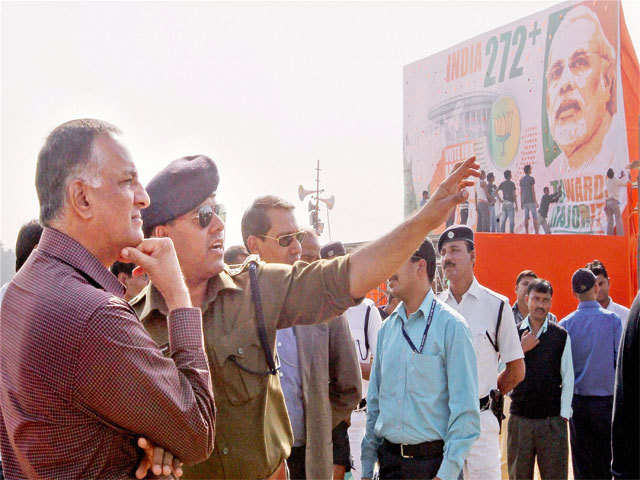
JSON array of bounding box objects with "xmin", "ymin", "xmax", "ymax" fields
[
  {"xmin": 439, "ymin": 278, "xmax": 524, "ymax": 397},
  {"xmin": 476, "ymin": 181, "xmax": 488, "ymax": 202},
  {"xmin": 344, "ymin": 298, "xmax": 382, "ymax": 396},
  {"xmin": 520, "ymin": 175, "xmax": 535, "ymax": 205},
  {"xmin": 498, "ymin": 180, "xmax": 516, "ymax": 203}
]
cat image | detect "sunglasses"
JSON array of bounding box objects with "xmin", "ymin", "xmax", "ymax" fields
[
  {"xmin": 261, "ymin": 231, "xmax": 306, "ymax": 247},
  {"xmin": 193, "ymin": 204, "xmax": 223, "ymax": 229}
]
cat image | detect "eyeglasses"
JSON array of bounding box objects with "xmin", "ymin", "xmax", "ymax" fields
[
  {"xmin": 261, "ymin": 231, "xmax": 306, "ymax": 247},
  {"xmin": 193, "ymin": 204, "xmax": 223, "ymax": 229}
]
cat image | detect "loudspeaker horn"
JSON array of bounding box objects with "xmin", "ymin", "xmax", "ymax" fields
[
  {"xmin": 319, "ymin": 195, "xmax": 335, "ymax": 210},
  {"xmin": 298, "ymin": 185, "xmax": 315, "ymax": 201}
]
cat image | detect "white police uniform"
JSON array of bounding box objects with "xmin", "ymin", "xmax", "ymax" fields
[
  {"xmin": 344, "ymin": 297, "xmax": 382, "ymax": 480},
  {"xmin": 437, "ymin": 226, "xmax": 523, "ymax": 480}
]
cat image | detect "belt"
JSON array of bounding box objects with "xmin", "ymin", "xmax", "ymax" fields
[
  {"xmin": 382, "ymin": 439, "xmax": 444, "ymax": 459},
  {"xmin": 479, "ymin": 394, "xmax": 490, "ymax": 411}
]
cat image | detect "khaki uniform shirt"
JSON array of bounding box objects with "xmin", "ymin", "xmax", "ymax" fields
[{"xmin": 131, "ymin": 255, "xmax": 356, "ymax": 479}]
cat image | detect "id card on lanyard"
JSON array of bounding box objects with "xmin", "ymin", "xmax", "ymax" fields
[{"xmin": 399, "ymin": 300, "xmax": 436, "ymax": 354}]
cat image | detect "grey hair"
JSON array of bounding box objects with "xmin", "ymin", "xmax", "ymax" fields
[{"xmin": 35, "ymin": 119, "xmax": 120, "ymax": 225}]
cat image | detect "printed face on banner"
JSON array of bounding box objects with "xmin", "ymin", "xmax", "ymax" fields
[{"xmin": 404, "ymin": 0, "xmax": 629, "ymax": 235}]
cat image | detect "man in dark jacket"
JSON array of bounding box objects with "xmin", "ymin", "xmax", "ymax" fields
[{"xmin": 611, "ymin": 291, "xmax": 639, "ymax": 479}]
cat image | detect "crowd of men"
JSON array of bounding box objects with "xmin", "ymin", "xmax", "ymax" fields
[
  {"xmin": 439, "ymin": 163, "xmax": 630, "ymax": 236},
  {"xmin": 0, "ymin": 118, "xmax": 638, "ymax": 480}
]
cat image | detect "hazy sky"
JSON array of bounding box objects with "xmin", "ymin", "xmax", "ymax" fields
[{"xmin": 2, "ymin": 1, "xmax": 639, "ymax": 269}]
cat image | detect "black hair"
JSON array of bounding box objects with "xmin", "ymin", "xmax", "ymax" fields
[
  {"xmin": 110, "ymin": 261, "xmax": 135, "ymax": 277},
  {"xmin": 224, "ymin": 245, "xmax": 249, "ymax": 265},
  {"xmin": 527, "ymin": 278, "xmax": 553, "ymax": 297},
  {"xmin": 586, "ymin": 259, "xmax": 608, "ymax": 279},
  {"xmin": 516, "ymin": 270, "xmax": 538, "ymax": 285},
  {"xmin": 15, "ymin": 220, "xmax": 43, "ymax": 271},
  {"xmin": 241, "ymin": 195, "xmax": 295, "ymax": 248},
  {"xmin": 411, "ymin": 239, "xmax": 437, "ymax": 283}
]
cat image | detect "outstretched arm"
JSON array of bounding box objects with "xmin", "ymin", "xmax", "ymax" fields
[{"xmin": 349, "ymin": 157, "xmax": 478, "ymax": 298}]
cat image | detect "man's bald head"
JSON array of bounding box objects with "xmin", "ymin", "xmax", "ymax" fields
[{"xmin": 301, "ymin": 228, "xmax": 321, "ymax": 263}]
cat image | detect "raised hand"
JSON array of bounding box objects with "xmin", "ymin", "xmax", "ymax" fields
[
  {"xmin": 120, "ymin": 238, "xmax": 191, "ymax": 311},
  {"xmin": 420, "ymin": 156, "xmax": 480, "ymax": 230}
]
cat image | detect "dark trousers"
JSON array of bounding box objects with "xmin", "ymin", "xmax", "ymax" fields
[
  {"xmin": 460, "ymin": 208, "xmax": 469, "ymax": 225},
  {"xmin": 569, "ymin": 395, "xmax": 613, "ymax": 480},
  {"xmin": 332, "ymin": 420, "xmax": 352, "ymax": 470},
  {"xmin": 377, "ymin": 442, "xmax": 443, "ymax": 480},
  {"xmin": 507, "ymin": 414, "xmax": 568, "ymax": 480},
  {"xmin": 287, "ymin": 445, "xmax": 306, "ymax": 480}
]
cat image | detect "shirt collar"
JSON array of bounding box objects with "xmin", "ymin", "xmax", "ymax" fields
[
  {"xmin": 395, "ymin": 289, "xmax": 435, "ymax": 323},
  {"xmin": 466, "ymin": 277, "xmax": 482, "ymax": 299},
  {"xmin": 38, "ymin": 227, "xmax": 124, "ymax": 297},
  {"xmin": 519, "ymin": 315, "xmax": 549, "ymax": 336},
  {"xmin": 442, "ymin": 276, "xmax": 481, "ymax": 303},
  {"xmin": 578, "ymin": 300, "xmax": 601, "ymax": 310},
  {"xmin": 138, "ymin": 268, "xmax": 242, "ymax": 322}
]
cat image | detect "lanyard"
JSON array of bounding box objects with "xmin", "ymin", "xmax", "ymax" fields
[{"xmin": 399, "ymin": 300, "xmax": 436, "ymax": 354}]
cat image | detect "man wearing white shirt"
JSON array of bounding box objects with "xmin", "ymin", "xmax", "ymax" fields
[
  {"xmin": 605, "ymin": 169, "xmax": 629, "ymax": 236},
  {"xmin": 438, "ymin": 225, "xmax": 525, "ymax": 480},
  {"xmin": 586, "ymin": 259, "xmax": 630, "ymax": 329},
  {"xmin": 475, "ymin": 171, "xmax": 490, "ymax": 232},
  {"xmin": 320, "ymin": 241, "xmax": 383, "ymax": 480}
]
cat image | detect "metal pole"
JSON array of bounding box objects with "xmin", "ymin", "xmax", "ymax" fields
[{"xmin": 315, "ymin": 160, "xmax": 321, "ymax": 235}]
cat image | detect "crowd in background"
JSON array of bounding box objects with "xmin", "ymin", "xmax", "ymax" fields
[{"xmin": 0, "ymin": 119, "xmax": 637, "ymax": 480}]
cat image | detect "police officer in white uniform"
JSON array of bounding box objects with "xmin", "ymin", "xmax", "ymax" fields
[
  {"xmin": 438, "ymin": 225, "xmax": 525, "ymax": 480},
  {"xmin": 321, "ymin": 241, "xmax": 383, "ymax": 480}
]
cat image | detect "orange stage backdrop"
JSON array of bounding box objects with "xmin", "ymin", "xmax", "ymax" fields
[
  {"xmin": 461, "ymin": 1, "xmax": 640, "ymax": 315},
  {"xmin": 474, "ymin": 234, "xmax": 633, "ymax": 320}
]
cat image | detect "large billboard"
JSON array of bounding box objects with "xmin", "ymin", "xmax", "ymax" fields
[{"xmin": 404, "ymin": 0, "xmax": 631, "ymax": 235}]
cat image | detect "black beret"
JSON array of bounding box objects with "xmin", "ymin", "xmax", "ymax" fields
[
  {"xmin": 572, "ymin": 268, "xmax": 596, "ymax": 294},
  {"xmin": 142, "ymin": 155, "xmax": 219, "ymax": 235},
  {"xmin": 437, "ymin": 224, "xmax": 474, "ymax": 252},
  {"xmin": 320, "ymin": 241, "xmax": 346, "ymax": 259}
]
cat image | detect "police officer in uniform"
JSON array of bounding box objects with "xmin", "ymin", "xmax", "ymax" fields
[
  {"xmin": 438, "ymin": 225, "xmax": 525, "ymax": 480},
  {"xmin": 131, "ymin": 156, "xmax": 480, "ymax": 479}
]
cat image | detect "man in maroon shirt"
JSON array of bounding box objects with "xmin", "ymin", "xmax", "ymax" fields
[{"xmin": 0, "ymin": 119, "xmax": 216, "ymax": 479}]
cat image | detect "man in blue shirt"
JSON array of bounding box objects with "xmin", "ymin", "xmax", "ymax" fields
[
  {"xmin": 560, "ymin": 268, "xmax": 622, "ymax": 480},
  {"xmin": 361, "ymin": 238, "xmax": 480, "ymax": 480},
  {"xmin": 507, "ymin": 279, "xmax": 573, "ymax": 480}
]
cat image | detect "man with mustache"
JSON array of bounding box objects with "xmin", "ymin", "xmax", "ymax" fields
[
  {"xmin": 243, "ymin": 210, "xmax": 361, "ymax": 480},
  {"xmin": 506, "ymin": 279, "xmax": 574, "ymax": 480},
  {"xmin": 438, "ymin": 225, "xmax": 525, "ymax": 480},
  {"xmin": 545, "ymin": 5, "xmax": 616, "ymax": 172},
  {"xmin": 133, "ymin": 155, "xmax": 479, "ymax": 479},
  {"xmin": 0, "ymin": 120, "xmax": 216, "ymax": 479}
]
